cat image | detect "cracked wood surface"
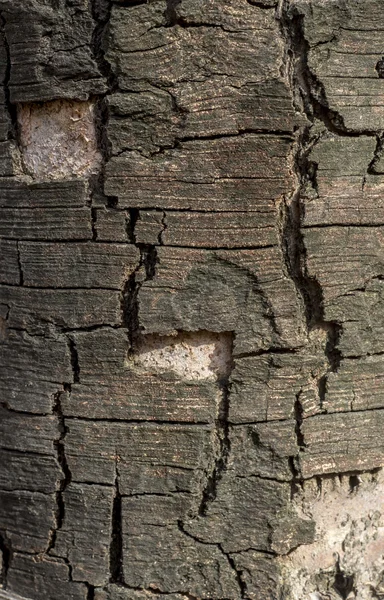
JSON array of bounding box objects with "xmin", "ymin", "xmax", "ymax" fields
[{"xmin": 1, "ymin": 0, "xmax": 384, "ymax": 599}]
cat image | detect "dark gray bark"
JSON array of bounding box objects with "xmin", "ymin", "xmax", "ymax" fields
[{"xmin": 1, "ymin": 1, "xmax": 384, "ymax": 599}]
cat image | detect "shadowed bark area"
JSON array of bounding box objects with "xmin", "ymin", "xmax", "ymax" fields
[{"xmin": 1, "ymin": 1, "xmax": 384, "ymax": 599}]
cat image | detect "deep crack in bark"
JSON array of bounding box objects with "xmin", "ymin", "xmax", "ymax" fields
[
  {"xmin": 176, "ymin": 520, "xmax": 248, "ymax": 599},
  {"xmin": 279, "ymin": 0, "xmax": 343, "ymax": 412},
  {"xmin": 0, "ymin": 11, "xmax": 18, "ymax": 142},
  {"xmin": 199, "ymin": 335, "xmax": 234, "ymax": 517},
  {"xmin": 109, "ymin": 461, "xmax": 123, "ymax": 583},
  {"xmin": 47, "ymin": 390, "xmax": 72, "ymax": 555},
  {"xmin": 0, "ymin": 532, "xmax": 11, "ymax": 590},
  {"xmin": 67, "ymin": 336, "xmax": 80, "ymax": 384}
]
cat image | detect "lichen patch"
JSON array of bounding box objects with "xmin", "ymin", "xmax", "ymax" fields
[
  {"xmin": 131, "ymin": 331, "xmax": 233, "ymax": 381},
  {"xmin": 17, "ymin": 100, "xmax": 102, "ymax": 181}
]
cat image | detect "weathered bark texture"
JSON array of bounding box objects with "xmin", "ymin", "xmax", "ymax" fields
[{"xmin": 1, "ymin": 0, "xmax": 384, "ymax": 599}]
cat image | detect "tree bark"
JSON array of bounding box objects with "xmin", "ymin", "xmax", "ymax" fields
[{"xmin": 1, "ymin": 0, "xmax": 384, "ymax": 599}]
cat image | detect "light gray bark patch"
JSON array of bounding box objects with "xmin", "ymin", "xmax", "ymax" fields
[
  {"xmin": 17, "ymin": 100, "xmax": 102, "ymax": 181},
  {"xmin": 133, "ymin": 331, "xmax": 233, "ymax": 381},
  {"xmin": 280, "ymin": 470, "xmax": 384, "ymax": 600}
]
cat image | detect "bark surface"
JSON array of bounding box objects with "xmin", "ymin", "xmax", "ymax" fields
[{"xmin": 1, "ymin": 0, "xmax": 384, "ymax": 599}]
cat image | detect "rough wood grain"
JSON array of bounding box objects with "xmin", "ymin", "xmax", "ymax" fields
[
  {"xmin": 298, "ymin": 0, "xmax": 384, "ymax": 131},
  {"xmin": 0, "ymin": 489, "xmax": 56, "ymax": 553},
  {"xmin": 229, "ymin": 351, "xmax": 326, "ymax": 423},
  {"xmin": 19, "ymin": 242, "xmax": 140, "ymax": 289},
  {"xmin": 300, "ymin": 409, "xmax": 384, "ymax": 477},
  {"xmin": 65, "ymin": 377, "xmax": 220, "ymax": 423},
  {"xmin": 0, "ymin": 179, "xmax": 90, "ymax": 209},
  {"xmin": 304, "ymin": 226, "xmax": 384, "ymax": 304},
  {"xmin": 0, "ymin": 286, "xmax": 121, "ymax": 334},
  {"xmin": 3, "ymin": 0, "xmax": 106, "ymax": 102},
  {"xmin": 64, "ymin": 329, "xmax": 221, "ymax": 422},
  {"xmin": 106, "ymin": 0, "xmax": 296, "ymax": 154},
  {"xmin": 7, "ymin": 554, "xmax": 87, "ymax": 600},
  {"xmin": 0, "ymin": 208, "xmax": 92, "ymax": 241},
  {"xmin": 0, "ymin": 449, "xmax": 62, "ymax": 494},
  {"xmin": 230, "ymin": 551, "xmax": 280, "ymax": 600},
  {"xmin": 95, "ymin": 210, "xmax": 130, "ymax": 242},
  {"xmin": 0, "ymin": 240, "xmax": 20, "ymax": 285},
  {"xmin": 138, "ymin": 247, "xmax": 306, "ymax": 353},
  {"xmin": 182, "ymin": 474, "xmax": 313, "ymax": 554},
  {"xmin": 0, "ymin": 407, "xmax": 59, "ymax": 455},
  {"xmin": 302, "ymin": 136, "xmax": 384, "ymax": 226},
  {"xmin": 136, "ymin": 210, "xmax": 276, "ymax": 249},
  {"xmin": 65, "ymin": 419, "xmax": 214, "ymax": 494},
  {"xmin": 121, "ymin": 496, "xmax": 241, "ymax": 597},
  {"xmin": 229, "ymin": 421, "xmax": 298, "ymax": 481},
  {"xmin": 105, "ymin": 136, "xmax": 293, "ymax": 212},
  {"xmin": 95, "ymin": 588, "xmax": 185, "ymax": 600},
  {"xmin": 54, "ymin": 483, "xmax": 114, "ymax": 587},
  {"xmin": 0, "ymin": 329, "xmax": 72, "ymax": 413}
]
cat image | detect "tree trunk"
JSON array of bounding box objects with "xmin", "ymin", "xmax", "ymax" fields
[{"xmin": 1, "ymin": 0, "xmax": 383, "ymax": 599}]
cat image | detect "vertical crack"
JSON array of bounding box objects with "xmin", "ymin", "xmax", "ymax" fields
[
  {"xmin": 363, "ymin": 133, "xmax": 384, "ymax": 190},
  {"xmin": 158, "ymin": 211, "xmax": 167, "ymax": 245},
  {"xmin": 126, "ymin": 208, "xmax": 139, "ymax": 245},
  {"xmin": 91, "ymin": 208, "xmax": 98, "ymax": 241},
  {"xmin": 86, "ymin": 584, "xmax": 95, "ymax": 600},
  {"xmin": 90, "ymin": 0, "xmax": 118, "ymax": 91},
  {"xmin": 0, "ymin": 533, "xmax": 11, "ymax": 590},
  {"xmin": 176, "ymin": 521, "xmax": 247, "ymax": 599},
  {"xmin": 164, "ymin": 0, "xmax": 181, "ymax": 26},
  {"xmin": 289, "ymin": 391, "xmax": 305, "ymax": 497},
  {"xmin": 198, "ymin": 335, "xmax": 234, "ymax": 516},
  {"xmin": 279, "ymin": 134, "xmax": 325, "ymax": 331},
  {"xmin": 89, "ymin": 0, "xmax": 119, "ymax": 211},
  {"xmin": 0, "ymin": 11, "xmax": 18, "ymax": 141},
  {"xmin": 277, "ymin": 1, "xmax": 373, "ymax": 136},
  {"xmin": 109, "ymin": 459, "xmax": 123, "ymax": 583},
  {"xmin": 123, "ymin": 244, "xmax": 158, "ymax": 352},
  {"xmin": 222, "ymin": 549, "xmax": 247, "ymax": 600},
  {"xmin": 278, "ymin": 1, "xmax": 343, "ymax": 419},
  {"xmin": 16, "ymin": 242, "xmax": 24, "ymax": 286},
  {"xmin": 47, "ymin": 390, "xmax": 72, "ymax": 554},
  {"xmin": 67, "ymin": 336, "xmax": 80, "ymax": 384}
]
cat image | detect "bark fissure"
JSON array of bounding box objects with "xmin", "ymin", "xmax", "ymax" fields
[
  {"xmin": 67, "ymin": 336, "xmax": 80, "ymax": 384},
  {"xmin": 113, "ymin": 129, "xmax": 294, "ymax": 160},
  {"xmin": 16, "ymin": 242, "xmax": 24, "ymax": 286},
  {"xmin": 122, "ymin": 244, "xmax": 158, "ymax": 351},
  {"xmin": 0, "ymin": 11, "xmax": 17, "ymax": 142},
  {"xmin": 176, "ymin": 521, "xmax": 247, "ymax": 599},
  {"xmin": 279, "ymin": 2, "xmax": 377, "ymax": 137},
  {"xmin": 47, "ymin": 390, "xmax": 72, "ymax": 555},
  {"xmin": 86, "ymin": 584, "xmax": 96, "ymax": 600},
  {"xmin": 158, "ymin": 211, "xmax": 167, "ymax": 245},
  {"xmin": 109, "ymin": 461, "xmax": 123, "ymax": 584},
  {"xmin": 0, "ymin": 533, "xmax": 11, "ymax": 590},
  {"xmin": 199, "ymin": 339, "xmax": 234, "ymax": 516},
  {"xmin": 279, "ymin": 1, "xmax": 344, "ymax": 416}
]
